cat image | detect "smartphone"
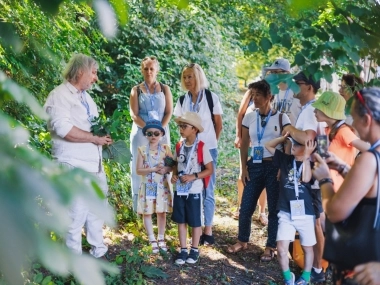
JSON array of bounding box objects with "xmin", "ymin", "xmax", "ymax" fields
[{"xmin": 317, "ymin": 135, "xmax": 330, "ymax": 158}]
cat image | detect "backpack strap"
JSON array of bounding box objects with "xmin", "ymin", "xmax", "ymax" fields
[
  {"xmin": 197, "ymin": 140, "xmax": 210, "ymax": 189},
  {"xmin": 279, "ymin": 112, "xmax": 284, "ymax": 132},
  {"xmin": 205, "ymin": 89, "xmax": 215, "ymax": 126},
  {"xmin": 175, "ymin": 141, "xmax": 182, "ymax": 156},
  {"xmin": 136, "ymin": 85, "xmax": 141, "ymax": 95},
  {"xmin": 179, "ymin": 94, "xmax": 185, "ymax": 106},
  {"xmin": 160, "ymin": 82, "xmax": 165, "ymax": 96}
]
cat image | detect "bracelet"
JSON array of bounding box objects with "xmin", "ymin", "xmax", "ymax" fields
[
  {"xmin": 338, "ymin": 164, "xmax": 347, "ymax": 174},
  {"xmin": 319, "ymin": 178, "xmax": 334, "ymax": 187},
  {"xmin": 194, "ymin": 173, "xmax": 198, "ymax": 179}
]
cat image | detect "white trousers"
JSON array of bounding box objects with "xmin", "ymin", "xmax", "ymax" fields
[{"xmin": 63, "ymin": 163, "xmax": 108, "ymax": 258}]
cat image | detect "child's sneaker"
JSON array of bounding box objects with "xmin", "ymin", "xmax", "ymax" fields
[
  {"xmin": 174, "ymin": 250, "xmax": 188, "ymax": 265},
  {"xmin": 295, "ymin": 277, "xmax": 308, "ymax": 285},
  {"xmin": 310, "ymin": 268, "xmax": 325, "ymax": 282},
  {"xmin": 284, "ymin": 272, "xmax": 295, "ymax": 285},
  {"xmin": 186, "ymin": 248, "xmax": 199, "ymax": 264}
]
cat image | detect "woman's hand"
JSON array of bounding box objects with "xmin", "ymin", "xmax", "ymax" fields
[
  {"xmin": 239, "ymin": 167, "xmax": 250, "ymax": 186},
  {"xmin": 324, "ymin": 151, "xmax": 347, "ymax": 171},
  {"xmin": 234, "ymin": 137, "xmax": 241, "ymax": 149},
  {"xmin": 155, "ymin": 164, "xmax": 170, "ymax": 175},
  {"xmin": 354, "ymin": 262, "xmax": 380, "ymax": 285},
  {"xmin": 311, "ymin": 153, "xmax": 331, "ymax": 181}
]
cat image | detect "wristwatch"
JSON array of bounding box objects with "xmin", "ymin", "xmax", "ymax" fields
[{"xmin": 194, "ymin": 173, "xmax": 198, "ymax": 179}]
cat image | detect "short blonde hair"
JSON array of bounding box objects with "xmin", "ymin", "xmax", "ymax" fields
[
  {"xmin": 181, "ymin": 63, "xmax": 209, "ymax": 91},
  {"xmin": 140, "ymin": 56, "xmax": 160, "ymax": 72},
  {"xmin": 63, "ymin": 53, "xmax": 98, "ymax": 84}
]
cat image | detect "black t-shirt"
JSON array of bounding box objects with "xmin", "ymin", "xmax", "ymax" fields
[{"xmin": 273, "ymin": 149, "xmax": 315, "ymax": 215}]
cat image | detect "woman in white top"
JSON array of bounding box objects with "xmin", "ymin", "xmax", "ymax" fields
[
  {"xmin": 173, "ymin": 63, "xmax": 223, "ymax": 245},
  {"xmin": 130, "ymin": 56, "xmax": 173, "ymax": 211}
]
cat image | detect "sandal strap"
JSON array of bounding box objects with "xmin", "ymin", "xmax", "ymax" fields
[{"xmin": 157, "ymin": 239, "xmax": 167, "ymax": 249}]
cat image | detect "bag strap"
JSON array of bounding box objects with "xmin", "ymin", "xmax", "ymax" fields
[
  {"xmin": 179, "ymin": 94, "xmax": 185, "ymax": 106},
  {"xmin": 371, "ymin": 149, "xmax": 380, "ymax": 229},
  {"xmin": 279, "ymin": 112, "xmax": 283, "ymax": 132},
  {"xmin": 205, "ymin": 89, "xmax": 215, "ymax": 124},
  {"xmin": 160, "ymin": 83, "xmax": 165, "ymax": 96}
]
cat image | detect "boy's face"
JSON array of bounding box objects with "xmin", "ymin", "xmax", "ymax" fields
[
  {"xmin": 177, "ymin": 123, "xmax": 197, "ymax": 138},
  {"xmin": 291, "ymin": 144, "xmax": 305, "ymax": 156}
]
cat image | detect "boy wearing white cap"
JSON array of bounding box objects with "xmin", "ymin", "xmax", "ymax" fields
[{"xmin": 171, "ymin": 112, "xmax": 213, "ymax": 265}]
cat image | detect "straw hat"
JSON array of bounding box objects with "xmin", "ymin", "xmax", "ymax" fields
[
  {"xmin": 312, "ymin": 91, "xmax": 346, "ymax": 120},
  {"xmin": 174, "ymin": 112, "xmax": 204, "ymax": 133}
]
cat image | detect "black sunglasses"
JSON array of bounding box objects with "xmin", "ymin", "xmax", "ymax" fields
[
  {"xmin": 146, "ymin": 131, "xmax": 161, "ymax": 137},
  {"xmin": 177, "ymin": 124, "xmax": 192, "ymax": 130}
]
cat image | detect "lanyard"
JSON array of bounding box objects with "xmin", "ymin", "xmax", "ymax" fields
[
  {"xmin": 256, "ymin": 109, "xmax": 272, "ymax": 145},
  {"xmin": 180, "ymin": 137, "xmax": 198, "ymax": 174},
  {"xmin": 80, "ymin": 91, "xmax": 91, "ymax": 117},
  {"xmin": 189, "ymin": 90, "xmax": 203, "ymax": 112},
  {"xmin": 370, "ymin": 140, "xmax": 380, "ymax": 151},
  {"xmin": 293, "ymin": 159, "xmax": 303, "ymax": 198},
  {"xmin": 279, "ymin": 89, "xmax": 290, "ymax": 113},
  {"xmin": 295, "ymin": 99, "xmax": 316, "ymax": 125},
  {"xmin": 144, "ymin": 82, "xmax": 156, "ymax": 110},
  {"xmin": 147, "ymin": 143, "xmax": 161, "ymax": 179}
]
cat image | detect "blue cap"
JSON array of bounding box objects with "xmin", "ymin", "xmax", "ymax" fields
[{"xmin": 142, "ymin": 119, "xmax": 165, "ymax": 136}]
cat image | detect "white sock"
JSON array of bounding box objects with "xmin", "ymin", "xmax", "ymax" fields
[
  {"xmin": 158, "ymin": 234, "xmax": 164, "ymax": 240},
  {"xmin": 148, "ymin": 234, "xmax": 156, "ymax": 242},
  {"xmin": 313, "ymin": 267, "xmax": 322, "ymax": 274}
]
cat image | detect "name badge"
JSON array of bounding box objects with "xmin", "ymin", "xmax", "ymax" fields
[
  {"xmin": 290, "ymin": 199, "xmax": 306, "ymax": 220},
  {"xmin": 252, "ymin": 146, "xmax": 264, "ymax": 163},
  {"xmin": 176, "ymin": 180, "xmax": 193, "ymax": 196},
  {"xmin": 146, "ymin": 182, "xmax": 158, "ymax": 199}
]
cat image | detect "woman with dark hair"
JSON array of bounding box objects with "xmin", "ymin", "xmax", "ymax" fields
[
  {"xmin": 312, "ymin": 87, "xmax": 380, "ymax": 284},
  {"xmin": 339, "ymin": 74, "xmax": 364, "ymax": 125},
  {"xmin": 227, "ymin": 80, "xmax": 291, "ymax": 262}
]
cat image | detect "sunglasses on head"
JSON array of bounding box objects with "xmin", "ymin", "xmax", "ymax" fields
[
  {"xmin": 142, "ymin": 56, "xmax": 157, "ymax": 62},
  {"xmin": 177, "ymin": 124, "xmax": 192, "ymax": 130},
  {"xmin": 184, "ymin": 63, "xmax": 200, "ymax": 70},
  {"xmin": 355, "ymin": 90, "xmax": 372, "ymax": 116},
  {"xmin": 146, "ymin": 131, "xmax": 161, "ymax": 137}
]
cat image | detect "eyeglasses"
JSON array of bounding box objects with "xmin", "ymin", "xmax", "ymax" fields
[
  {"xmin": 355, "ymin": 90, "xmax": 372, "ymax": 116},
  {"xmin": 267, "ymin": 70, "xmax": 287, "ymax": 74},
  {"xmin": 295, "ymin": 81, "xmax": 309, "ymax": 86},
  {"xmin": 146, "ymin": 131, "xmax": 161, "ymax": 137},
  {"xmin": 178, "ymin": 124, "xmax": 191, "ymax": 130}
]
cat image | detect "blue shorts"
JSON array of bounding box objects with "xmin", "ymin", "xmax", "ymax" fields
[{"xmin": 171, "ymin": 192, "xmax": 202, "ymax": 228}]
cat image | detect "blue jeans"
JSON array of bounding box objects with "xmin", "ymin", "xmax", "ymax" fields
[{"xmin": 203, "ymin": 148, "xmax": 218, "ymax": 226}]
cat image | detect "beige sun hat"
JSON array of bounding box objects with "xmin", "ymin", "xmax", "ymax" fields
[{"xmin": 174, "ymin": 111, "xmax": 204, "ymax": 133}]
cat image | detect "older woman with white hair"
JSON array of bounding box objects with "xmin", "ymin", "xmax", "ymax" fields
[
  {"xmin": 130, "ymin": 56, "xmax": 173, "ymax": 211},
  {"xmin": 173, "ymin": 63, "xmax": 223, "ymax": 245}
]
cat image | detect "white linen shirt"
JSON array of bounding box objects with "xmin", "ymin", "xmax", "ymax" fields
[
  {"xmin": 173, "ymin": 90, "xmax": 223, "ymax": 149},
  {"xmin": 44, "ymin": 82, "xmax": 102, "ymax": 172}
]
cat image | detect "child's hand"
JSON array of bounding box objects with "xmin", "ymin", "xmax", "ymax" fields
[
  {"xmin": 304, "ymin": 139, "xmax": 317, "ymax": 157},
  {"xmin": 155, "ymin": 165, "xmax": 167, "ymax": 175},
  {"xmin": 180, "ymin": 174, "xmax": 195, "ymax": 183},
  {"xmin": 282, "ymin": 131, "xmax": 290, "ymax": 141},
  {"xmin": 171, "ymin": 175, "xmax": 178, "ymax": 184}
]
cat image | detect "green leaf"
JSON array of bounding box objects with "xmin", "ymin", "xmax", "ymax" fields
[
  {"xmin": 141, "ymin": 265, "xmax": 169, "ymax": 279},
  {"xmin": 269, "ymin": 23, "xmax": 280, "ymax": 44},
  {"xmin": 281, "ymin": 33, "xmax": 292, "ymax": 50},
  {"xmin": 42, "ymin": 276, "xmax": 52, "ymax": 285},
  {"xmin": 306, "ymin": 63, "xmax": 320, "ymax": 75},
  {"xmin": 116, "ymin": 256, "xmax": 123, "ymax": 265},
  {"xmin": 302, "ymin": 28, "xmax": 315, "ymax": 38},
  {"xmin": 337, "ymin": 23, "xmax": 350, "ymax": 35},
  {"xmin": 294, "ymin": 53, "xmax": 306, "ymax": 66},
  {"xmin": 351, "ymin": 7, "xmax": 367, "ymax": 17},
  {"xmin": 34, "ymin": 273, "xmax": 43, "ymax": 283},
  {"xmin": 259, "ymin": 37, "xmax": 272, "ymax": 53},
  {"xmin": 316, "ymin": 31, "xmax": 329, "ymax": 42},
  {"xmin": 102, "ymin": 140, "xmax": 132, "ymax": 164},
  {"xmin": 33, "ymin": 0, "xmax": 65, "ymax": 14},
  {"xmin": 248, "ymin": 41, "xmax": 259, "ymax": 52}
]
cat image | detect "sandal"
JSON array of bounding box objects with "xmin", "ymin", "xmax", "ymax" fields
[
  {"xmin": 226, "ymin": 241, "xmax": 248, "ymax": 253},
  {"xmin": 232, "ymin": 211, "xmax": 239, "ymax": 220},
  {"xmin": 150, "ymin": 240, "xmax": 159, "ymax": 254},
  {"xmin": 158, "ymin": 239, "xmax": 168, "ymax": 252},
  {"xmin": 259, "ymin": 213, "xmax": 268, "ymax": 226},
  {"xmin": 200, "ymin": 234, "xmax": 215, "ymax": 246},
  {"xmin": 260, "ymin": 247, "xmax": 275, "ymax": 262}
]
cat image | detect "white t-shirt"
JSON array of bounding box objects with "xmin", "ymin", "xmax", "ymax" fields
[
  {"xmin": 295, "ymin": 102, "xmax": 325, "ymax": 133},
  {"xmin": 174, "ymin": 141, "xmax": 213, "ymax": 194},
  {"xmin": 242, "ymin": 110, "xmax": 291, "ymax": 158},
  {"xmin": 173, "ymin": 90, "xmax": 223, "ymax": 149},
  {"xmin": 273, "ymin": 89, "xmax": 301, "ymax": 126}
]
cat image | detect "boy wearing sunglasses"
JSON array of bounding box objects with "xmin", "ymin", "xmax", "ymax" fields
[
  {"xmin": 171, "ymin": 112, "xmax": 213, "ymax": 265},
  {"xmin": 136, "ymin": 119, "xmax": 173, "ymax": 254}
]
